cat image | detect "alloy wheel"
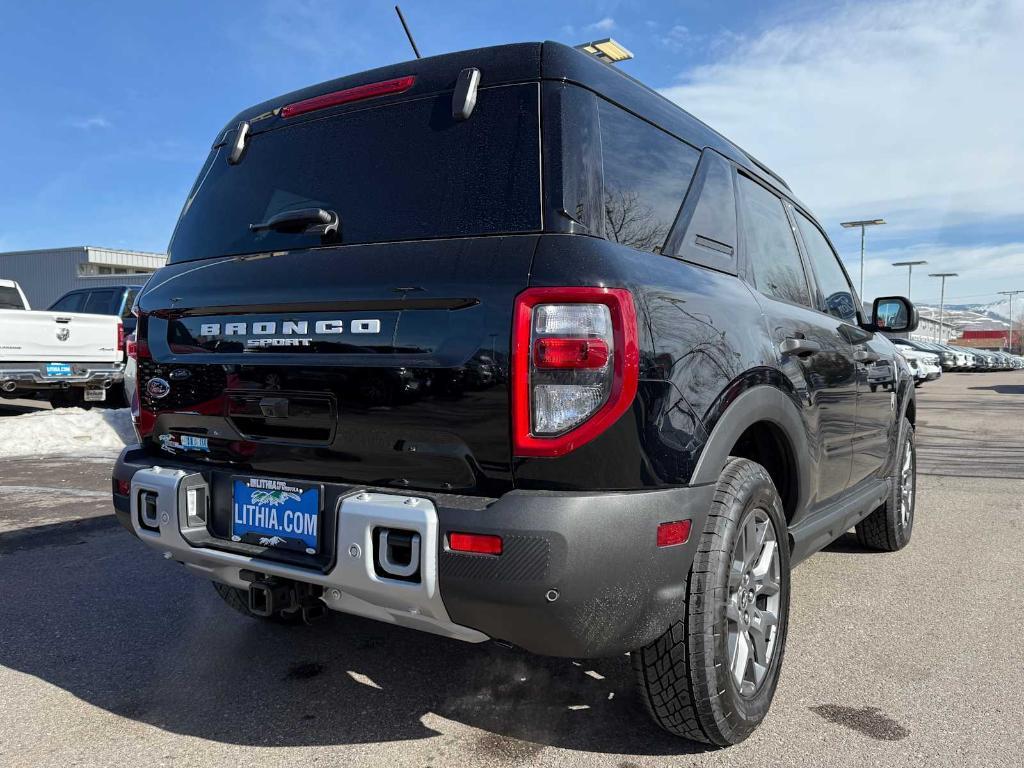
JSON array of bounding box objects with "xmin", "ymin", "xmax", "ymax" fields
[
  {"xmin": 726, "ymin": 508, "xmax": 782, "ymax": 697},
  {"xmin": 899, "ymin": 438, "xmax": 914, "ymax": 528}
]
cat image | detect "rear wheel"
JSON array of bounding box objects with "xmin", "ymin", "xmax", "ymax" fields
[
  {"xmin": 633, "ymin": 457, "xmax": 791, "ymax": 745},
  {"xmin": 855, "ymin": 418, "xmax": 915, "ymax": 551}
]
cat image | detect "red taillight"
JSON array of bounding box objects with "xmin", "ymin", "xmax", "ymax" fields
[
  {"xmin": 117, "ymin": 322, "xmax": 125, "ymax": 353},
  {"xmin": 448, "ymin": 532, "xmax": 503, "ymax": 556},
  {"xmin": 126, "ymin": 336, "xmax": 137, "ymax": 360},
  {"xmin": 511, "ymin": 287, "xmax": 639, "ymax": 458},
  {"xmin": 533, "ymin": 337, "xmax": 610, "ymax": 369},
  {"xmin": 657, "ymin": 520, "xmax": 692, "ymax": 548},
  {"xmin": 281, "ymin": 75, "xmax": 416, "ymax": 118}
]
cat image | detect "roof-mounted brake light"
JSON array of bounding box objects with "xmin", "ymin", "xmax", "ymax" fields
[{"xmin": 280, "ymin": 75, "xmax": 416, "ymax": 118}]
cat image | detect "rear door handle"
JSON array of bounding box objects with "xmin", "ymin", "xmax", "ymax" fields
[{"xmin": 779, "ymin": 337, "xmax": 821, "ymax": 358}]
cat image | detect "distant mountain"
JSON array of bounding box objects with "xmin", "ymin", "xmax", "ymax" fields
[{"xmin": 914, "ymin": 300, "xmax": 1016, "ymax": 331}]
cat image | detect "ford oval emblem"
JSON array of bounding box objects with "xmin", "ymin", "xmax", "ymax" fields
[{"xmin": 146, "ymin": 377, "xmax": 171, "ymax": 399}]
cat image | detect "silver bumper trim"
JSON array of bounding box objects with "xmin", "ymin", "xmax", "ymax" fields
[
  {"xmin": 0, "ymin": 363, "xmax": 124, "ymax": 387},
  {"xmin": 129, "ymin": 467, "xmax": 488, "ymax": 644}
]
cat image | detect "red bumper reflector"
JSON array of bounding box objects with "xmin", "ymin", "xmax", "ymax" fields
[
  {"xmin": 448, "ymin": 532, "xmax": 503, "ymax": 555},
  {"xmin": 534, "ymin": 337, "xmax": 610, "ymax": 369},
  {"xmin": 281, "ymin": 75, "xmax": 416, "ymax": 118},
  {"xmin": 657, "ymin": 520, "xmax": 691, "ymax": 548},
  {"xmin": 116, "ymin": 479, "xmax": 130, "ymax": 496}
]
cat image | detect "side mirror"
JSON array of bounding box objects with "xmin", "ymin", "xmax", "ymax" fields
[{"xmin": 869, "ymin": 296, "xmax": 918, "ymax": 333}]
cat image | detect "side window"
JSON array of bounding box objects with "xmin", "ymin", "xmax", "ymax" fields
[
  {"xmin": 794, "ymin": 210, "xmax": 859, "ymax": 324},
  {"xmin": 737, "ymin": 175, "xmax": 811, "ymax": 307},
  {"xmin": 82, "ymin": 289, "xmax": 118, "ymax": 314},
  {"xmin": 122, "ymin": 288, "xmax": 140, "ymax": 317},
  {"xmin": 598, "ymin": 100, "xmax": 699, "ymax": 253},
  {"xmin": 50, "ymin": 292, "xmax": 87, "ymax": 312},
  {"xmin": 666, "ymin": 149, "xmax": 738, "ymax": 274}
]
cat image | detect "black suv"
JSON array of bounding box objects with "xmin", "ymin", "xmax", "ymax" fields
[{"xmin": 112, "ymin": 42, "xmax": 919, "ymax": 745}]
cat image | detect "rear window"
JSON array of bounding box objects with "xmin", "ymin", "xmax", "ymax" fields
[
  {"xmin": 598, "ymin": 100, "xmax": 699, "ymax": 253},
  {"xmin": 168, "ymin": 84, "xmax": 541, "ymax": 263},
  {"xmin": 83, "ymin": 289, "xmax": 120, "ymax": 314},
  {"xmin": 0, "ymin": 286, "xmax": 24, "ymax": 309},
  {"xmin": 50, "ymin": 292, "xmax": 87, "ymax": 312}
]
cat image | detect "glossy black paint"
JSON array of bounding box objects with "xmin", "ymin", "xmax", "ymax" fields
[
  {"xmin": 130, "ymin": 39, "xmax": 914, "ymax": 522},
  {"xmin": 137, "ymin": 236, "xmax": 537, "ymax": 497}
]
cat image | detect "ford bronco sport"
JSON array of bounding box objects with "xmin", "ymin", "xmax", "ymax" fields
[{"xmin": 112, "ymin": 41, "xmax": 919, "ymax": 745}]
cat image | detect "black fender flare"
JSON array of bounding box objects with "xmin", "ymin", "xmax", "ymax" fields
[{"xmin": 690, "ymin": 385, "xmax": 811, "ymax": 517}]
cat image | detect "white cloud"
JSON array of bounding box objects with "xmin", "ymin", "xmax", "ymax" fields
[
  {"xmin": 659, "ymin": 24, "xmax": 694, "ymax": 52},
  {"xmin": 585, "ymin": 17, "xmax": 615, "ymax": 34},
  {"xmin": 68, "ymin": 115, "xmax": 111, "ymax": 129},
  {"xmin": 659, "ymin": 0, "xmax": 1024, "ymax": 232},
  {"xmin": 857, "ymin": 241, "xmax": 1024, "ymax": 304}
]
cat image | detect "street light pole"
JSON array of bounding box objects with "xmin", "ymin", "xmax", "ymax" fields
[
  {"xmin": 841, "ymin": 218, "xmax": 886, "ymax": 299},
  {"xmin": 998, "ymin": 290, "xmax": 1023, "ymax": 353},
  {"xmin": 892, "ymin": 260, "xmax": 928, "ymax": 302},
  {"xmin": 929, "ymin": 273, "xmax": 957, "ymax": 343}
]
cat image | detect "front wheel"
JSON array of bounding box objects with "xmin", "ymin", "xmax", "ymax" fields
[
  {"xmin": 855, "ymin": 417, "xmax": 916, "ymax": 551},
  {"xmin": 633, "ymin": 457, "xmax": 791, "ymax": 745}
]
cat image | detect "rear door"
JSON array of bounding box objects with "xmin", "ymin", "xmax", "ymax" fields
[{"xmin": 736, "ymin": 173, "xmax": 858, "ymax": 508}]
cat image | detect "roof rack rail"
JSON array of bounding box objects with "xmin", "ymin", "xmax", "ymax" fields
[{"xmin": 744, "ymin": 151, "xmax": 790, "ymax": 191}]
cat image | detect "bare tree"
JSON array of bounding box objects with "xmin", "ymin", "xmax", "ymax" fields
[{"xmin": 604, "ymin": 188, "xmax": 668, "ymax": 253}]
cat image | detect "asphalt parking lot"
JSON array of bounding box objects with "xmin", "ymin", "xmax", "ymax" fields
[{"xmin": 1, "ymin": 372, "xmax": 1022, "ymax": 767}]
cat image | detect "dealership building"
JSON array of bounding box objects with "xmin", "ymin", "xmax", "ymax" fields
[{"xmin": 0, "ymin": 246, "xmax": 166, "ymax": 309}]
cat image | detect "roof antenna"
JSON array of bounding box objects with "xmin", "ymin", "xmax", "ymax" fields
[{"xmin": 395, "ymin": 6, "xmax": 422, "ymax": 59}]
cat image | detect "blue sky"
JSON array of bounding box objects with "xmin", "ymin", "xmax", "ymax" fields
[{"xmin": 2, "ymin": 0, "xmax": 1021, "ymax": 306}]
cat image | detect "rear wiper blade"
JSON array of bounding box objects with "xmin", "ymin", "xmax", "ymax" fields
[{"xmin": 250, "ymin": 208, "xmax": 339, "ymax": 239}]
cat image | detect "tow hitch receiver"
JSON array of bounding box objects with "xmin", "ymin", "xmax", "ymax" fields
[{"xmin": 245, "ymin": 575, "xmax": 326, "ymax": 623}]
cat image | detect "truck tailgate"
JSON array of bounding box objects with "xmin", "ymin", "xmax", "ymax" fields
[{"xmin": 0, "ymin": 310, "xmax": 121, "ymax": 363}]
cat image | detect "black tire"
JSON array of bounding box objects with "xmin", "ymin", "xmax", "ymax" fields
[
  {"xmin": 855, "ymin": 417, "xmax": 916, "ymax": 551},
  {"xmin": 633, "ymin": 457, "xmax": 791, "ymax": 745},
  {"xmin": 869, "ymin": 384, "xmax": 877, "ymax": 392},
  {"xmin": 212, "ymin": 581, "xmax": 304, "ymax": 625},
  {"xmin": 913, "ymin": 380, "xmax": 922, "ymax": 388}
]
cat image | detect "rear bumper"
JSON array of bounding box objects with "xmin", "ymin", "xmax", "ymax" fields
[
  {"xmin": 0, "ymin": 362, "xmax": 124, "ymax": 389},
  {"xmin": 112, "ymin": 447, "xmax": 713, "ymax": 658}
]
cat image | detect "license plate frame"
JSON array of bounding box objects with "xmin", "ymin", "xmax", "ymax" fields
[
  {"xmin": 231, "ymin": 476, "xmax": 322, "ymax": 555},
  {"xmin": 83, "ymin": 388, "xmax": 107, "ymax": 402},
  {"xmin": 46, "ymin": 362, "xmax": 72, "ymax": 377}
]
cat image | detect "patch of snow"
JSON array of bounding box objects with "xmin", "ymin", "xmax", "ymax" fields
[{"xmin": 0, "ymin": 407, "xmax": 135, "ymax": 458}]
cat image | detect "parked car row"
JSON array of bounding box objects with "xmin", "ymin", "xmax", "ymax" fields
[
  {"xmin": 889, "ymin": 337, "xmax": 1024, "ymax": 372},
  {"xmin": 894, "ymin": 347, "xmax": 942, "ymax": 387}
]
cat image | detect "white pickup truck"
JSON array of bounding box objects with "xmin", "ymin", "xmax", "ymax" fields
[{"xmin": 0, "ymin": 278, "xmax": 124, "ymax": 405}]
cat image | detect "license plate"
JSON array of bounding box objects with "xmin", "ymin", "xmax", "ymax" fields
[
  {"xmin": 84, "ymin": 388, "xmax": 106, "ymax": 402},
  {"xmin": 46, "ymin": 363, "xmax": 72, "ymax": 377},
  {"xmin": 231, "ymin": 477, "xmax": 321, "ymax": 554}
]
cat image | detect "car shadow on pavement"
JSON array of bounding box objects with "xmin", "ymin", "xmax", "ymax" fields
[
  {"xmin": 821, "ymin": 532, "xmax": 878, "ymax": 555},
  {"xmin": 0, "ymin": 524, "xmax": 711, "ymax": 757},
  {"xmin": 967, "ymin": 384, "xmax": 1024, "ymax": 395}
]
